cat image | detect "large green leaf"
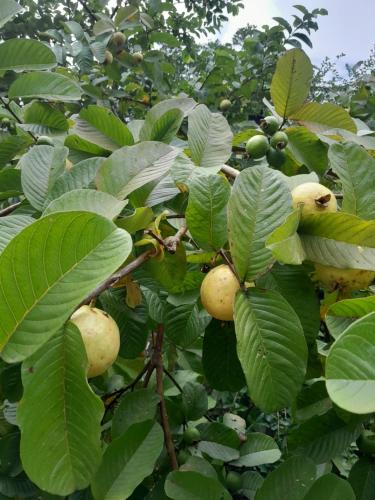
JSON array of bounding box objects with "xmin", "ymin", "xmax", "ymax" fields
[
  {"xmin": 290, "ymin": 102, "xmax": 357, "ymax": 133},
  {"xmin": 288, "ymin": 410, "xmax": 361, "ymax": 463},
  {"xmin": 0, "ymin": 0, "xmax": 22, "ymax": 29},
  {"xmin": 270, "ymin": 49, "xmax": 313, "ymax": 118},
  {"xmin": 185, "ymin": 174, "xmax": 230, "ymax": 251},
  {"xmin": 328, "ymin": 296, "xmax": 375, "ymax": 321},
  {"xmin": 234, "ymin": 289, "xmax": 307, "ymax": 412},
  {"xmin": 23, "ymin": 101, "xmax": 69, "ymax": 133},
  {"xmin": 286, "ymin": 126, "xmax": 328, "ymax": 175},
  {"xmin": 349, "ymin": 457, "xmax": 375, "ymax": 500},
  {"xmin": 329, "ymin": 142, "xmax": 375, "ymax": 220},
  {"xmin": 18, "ymin": 323, "xmax": 103, "ymax": 496},
  {"xmin": 164, "ymin": 302, "xmax": 202, "ymax": 347},
  {"xmin": 0, "ymin": 134, "xmax": 31, "ymax": 168},
  {"xmin": 91, "ymin": 420, "xmax": 163, "ymax": 500},
  {"xmin": 257, "ymin": 264, "xmax": 320, "ymax": 345},
  {"xmin": 188, "ymin": 104, "xmax": 233, "ymax": 169},
  {"xmin": 0, "ymin": 212, "xmax": 132, "ymax": 362},
  {"xmin": 9, "ymin": 72, "xmax": 82, "ymax": 101},
  {"xmin": 0, "ymin": 39, "xmax": 56, "ymax": 72},
  {"xmin": 197, "ymin": 422, "xmax": 241, "ymax": 462},
  {"xmin": 77, "ymin": 105, "xmax": 134, "ymax": 149},
  {"xmin": 304, "ymin": 474, "xmax": 355, "ymax": 500},
  {"xmin": 139, "ymin": 108, "xmax": 184, "ymax": 143},
  {"xmin": 227, "ymin": 166, "xmax": 292, "ymax": 281},
  {"xmin": 19, "ymin": 145, "xmax": 68, "ymax": 210},
  {"xmin": 255, "ymin": 456, "xmax": 316, "ymax": 500},
  {"xmin": 0, "ymin": 168, "xmax": 22, "ymax": 199},
  {"xmin": 165, "ymin": 470, "xmax": 231, "ymax": 500},
  {"xmin": 43, "ymin": 189, "xmax": 127, "ymax": 220},
  {"xmin": 231, "ymin": 433, "xmax": 281, "ymax": 468},
  {"xmin": 0, "ymin": 215, "xmax": 33, "ymax": 254},
  {"xmin": 326, "ymin": 311, "xmax": 375, "ymax": 414},
  {"xmin": 202, "ymin": 320, "xmax": 246, "ymax": 392},
  {"xmin": 96, "ymin": 142, "xmax": 179, "ymax": 199}
]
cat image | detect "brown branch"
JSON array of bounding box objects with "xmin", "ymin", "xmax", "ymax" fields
[
  {"xmin": 77, "ymin": 0, "xmax": 98, "ymax": 21},
  {"xmin": 163, "ymin": 367, "xmax": 183, "ymax": 393},
  {"xmin": 221, "ymin": 165, "xmax": 239, "ymax": 178},
  {"xmin": 0, "ymin": 202, "xmax": 21, "ymax": 217},
  {"xmin": 163, "ymin": 225, "xmax": 188, "ymax": 253}
]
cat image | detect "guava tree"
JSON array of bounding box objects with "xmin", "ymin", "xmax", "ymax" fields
[{"xmin": 0, "ymin": 0, "xmax": 375, "ymax": 499}]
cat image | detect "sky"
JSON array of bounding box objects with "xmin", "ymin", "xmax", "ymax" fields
[{"xmin": 219, "ymin": 0, "xmax": 375, "ymax": 68}]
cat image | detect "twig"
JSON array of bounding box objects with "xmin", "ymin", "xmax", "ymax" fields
[
  {"xmin": 0, "ymin": 97, "xmax": 37, "ymax": 142},
  {"xmin": 77, "ymin": 0, "xmax": 98, "ymax": 21},
  {"xmin": 163, "ymin": 225, "xmax": 188, "ymax": 253},
  {"xmin": 219, "ymin": 249, "xmax": 241, "ymax": 283},
  {"xmin": 163, "ymin": 367, "xmax": 183, "ymax": 393},
  {"xmin": 221, "ymin": 165, "xmax": 239, "ymax": 178},
  {"xmin": 0, "ymin": 202, "xmax": 21, "ymax": 217}
]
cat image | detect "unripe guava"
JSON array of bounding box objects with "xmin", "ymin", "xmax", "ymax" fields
[
  {"xmin": 177, "ymin": 449, "xmax": 190, "ymax": 465},
  {"xmin": 112, "ymin": 31, "xmax": 126, "ymax": 46},
  {"xmin": 104, "ymin": 50, "xmax": 113, "ymax": 65},
  {"xmin": 260, "ymin": 116, "xmax": 279, "ymax": 135},
  {"xmin": 200, "ymin": 265, "xmax": 240, "ymax": 321},
  {"xmin": 291, "ymin": 182, "xmax": 337, "ymax": 216},
  {"xmin": 219, "ymin": 99, "xmax": 232, "ymax": 111},
  {"xmin": 133, "ymin": 52, "xmax": 143, "ymax": 63},
  {"xmin": 270, "ymin": 130, "xmax": 288, "ymax": 150},
  {"xmin": 266, "ymin": 147, "xmax": 286, "ymax": 168},
  {"xmin": 183, "ymin": 427, "xmax": 201, "ymax": 444},
  {"xmin": 245, "ymin": 135, "xmax": 269, "ymax": 159},
  {"xmin": 37, "ymin": 136, "xmax": 54, "ymax": 146},
  {"xmin": 225, "ymin": 471, "xmax": 242, "ymax": 492},
  {"xmin": 313, "ymin": 263, "xmax": 375, "ymax": 293},
  {"xmin": 70, "ymin": 305, "xmax": 120, "ymax": 378}
]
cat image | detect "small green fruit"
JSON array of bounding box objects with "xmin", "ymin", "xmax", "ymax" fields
[
  {"xmin": 270, "ymin": 131, "xmax": 288, "ymax": 150},
  {"xmin": 183, "ymin": 427, "xmax": 201, "ymax": 445},
  {"xmin": 225, "ymin": 471, "xmax": 242, "ymax": 492},
  {"xmin": 266, "ymin": 147, "xmax": 286, "ymax": 168},
  {"xmin": 1, "ymin": 117, "xmax": 10, "ymax": 126},
  {"xmin": 219, "ymin": 99, "xmax": 232, "ymax": 111},
  {"xmin": 112, "ymin": 31, "xmax": 126, "ymax": 46},
  {"xmin": 245, "ymin": 134, "xmax": 269, "ymax": 159},
  {"xmin": 177, "ymin": 449, "xmax": 190, "ymax": 465},
  {"xmin": 37, "ymin": 136, "xmax": 54, "ymax": 146},
  {"xmin": 104, "ymin": 50, "xmax": 113, "ymax": 65},
  {"xmin": 357, "ymin": 431, "xmax": 375, "ymax": 455},
  {"xmin": 260, "ymin": 116, "xmax": 279, "ymax": 135},
  {"xmin": 133, "ymin": 52, "xmax": 143, "ymax": 64}
]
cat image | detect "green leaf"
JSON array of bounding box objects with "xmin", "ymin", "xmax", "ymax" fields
[
  {"xmin": 0, "ymin": 212, "xmax": 132, "ymax": 362},
  {"xmin": 0, "ymin": 215, "xmax": 33, "ymax": 254},
  {"xmin": 19, "ymin": 145, "xmax": 68, "ymax": 210},
  {"xmin": 255, "ymin": 456, "xmax": 316, "ymax": 500},
  {"xmin": 140, "ymin": 108, "xmax": 184, "ymax": 143},
  {"xmin": 0, "ymin": 473, "xmax": 37, "ymax": 498},
  {"xmin": 270, "ymin": 48, "xmax": 313, "ymax": 118},
  {"xmin": 234, "ymin": 289, "xmax": 307, "ymax": 413},
  {"xmin": 149, "ymin": 32, "xmax": 179, "ymax": 47},
  {"xmin": 326, "ymin": 311, "xmax": 375, "ymax": 414},
  {"xmin": 117, "ymin": 208, "xmax": 154, "ymax": 234},
  {"xmin": 46, "ymin": 157, "xmax": 104, "ymax": 203},
  {"xmin": 257, "ymin": 263, "xmax": 320, "ymax": 345},
  {"xmin": 202, "ymin": 320, "xmax": 246, "ymax": 392},
  {"xmin": 0, "ymin": 135, "xmax": 31, "ymax": 168},
  {"xmin": 43, "ymin": 189, "xmax": 127, "ymax": 220},
  {"xmin": 294, "ymin": 381, "xmax": 332, "ymax": 422},
  {"xmin": 198, "ymin": 422, "xmax": 241, "ymax": 462},
  {"xmin": 0, "ymin": 39, "xmax": 56, "ymax": 72},
  {"xmin": 286, "ymin": 126, "xmax": 328, "ymax": 175},
  {"xmin": 18, "ymin": 323, "xmax": 104, "ymax": 496},
  {"xmin": 288, "ymin": 410, "xmax": 361, "ymax": 463},
  {"xmin": 329, "ymin": 142, "xmax": 375, "ymax": 220},
  {"xmin": 231, "ymin": 433, "xmax": 281, "ymax": 468},
  {"xmin": 112, "ymin": 388, "xmax": 160, "ymax": 438},
  {"xmin": 188, "ymin": 104, "xmax": 233, "ymax": 169},
  {"xmin": 289, "ymin": 102, "xmax": 357, "ymax": 133},
  {"xmin": 145, "ymin": 244, "xmax": 186, "ymax": 293},
  {"xmin": 78, "ymin": 105, "xmax": 134, "ymax": 149},
  {"xmin": 91, "ymin": 420, "xmax": 163, "ymax": 500},
  {"xmin": 64, "ymin": 134, "xmax": 109, "ymax": 157},
  {"xmin": 9, "ymin": 72, "xmax": 82, "ymax": 101},
  {"xmin": 23, "ymin": 101, "xmax": 69, "ymax": 133},
  {"xmin": 349, "ymin": 457, "xmax": 375, "ymax": 500},
  {"xmin": 141, "ymin": 286, "xmax": 166, "ymax": 323},
  {"xmin": 0, "ymin": 0, "xmax": 22, "ymax": 29},
  {"xmin": 165, "ymin": 302, "xmax": 202, "ymax": 348},
  {"xmin": 328, "ymin": 296, "xmax": 375, "ymax": 321},
  {"xmin": 96, "ymin": 142, "xmax": 179, "ymax": 199},
  {"xmin": 227, "ymin": 166, "xmax": 292, "ymax": 281},
  {"xmin": 0, "ymin": 168, "xmax": 22, "ymax": 199},
  {"xmin": 185, "ymin": 174, "xmax": 230, "ymax": 251},
  {"xmin": 165, "ymin": 470, "xmax": 231, "ymax": 500},
  {"xmin": 304, "ymin": 474, "xmax": 355, "ymax": 500},
  {"xmin": 182, "ymin": 382, "xmax": 208, "ymax": 421}
]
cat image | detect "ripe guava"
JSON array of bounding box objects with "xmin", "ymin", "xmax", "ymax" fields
[
  {"xmin": 219, "ymin": 99, "xmax": 232, "ymax": 111},
  {"xmin": 112, "ymin": 31, "xmax": 126, "ymax": 46},
  {"xmin": 270, "ymin": 130, "xmax": 288, "ymax": 150},
  {"xmin": 260, "ymin": 116, "xmax": 279, "ymax": 135},
  {"xmin": 291, "ymin": 182, "xmax": 337, "ymax": 216},
  {"xmin": 313, "ymin": 263, "xmax": 375, "ymax": 293},
  {"xmin": 200, "ymin": 265, "xmax": 240, "ymax": 321},
  {"xmin": 70, "ymin": 305, "xmax": 120, "ymax": 378},
  {"xmin": 104, "ymin": 50, "xmax": 113, "ymax": 65},
  {"xmin": 245, "ymin": 135, "xmax": 269, "ymax": 159}
]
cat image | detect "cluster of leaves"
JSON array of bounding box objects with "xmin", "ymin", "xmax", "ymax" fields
[{"xmin": 1, "ymin": 0, "xmax": 375, "ymax": 499}]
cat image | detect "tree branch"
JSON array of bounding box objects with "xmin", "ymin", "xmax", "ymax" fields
[
  {"xmin": 163, "ymin": 225, "xmax": 188, "ymax": 253},
  {"xmin": 0, "ymin": 202, "xmax": 21, "ymax": 217},
  {"xmin": 77, "ymin": 0, "xmax": 98, "ymax": 21},
  {"xmin": 163, "ymin": 367, "xmax": 183, "ymax": 393},
  {"xmin": 221, "ymin": 164, "xmax": 240, "ymax": 178}
]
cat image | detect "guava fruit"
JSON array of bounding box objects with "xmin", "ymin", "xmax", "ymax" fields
[
  {"xmin": 112, "ymin": 31, "xmax": 126, "ymax": 46},
  {"xmin": 266, "ymin": 147, "xmax": 286, "ymax": 168},
  {"xmin": 270, "ymin": 130, "xmax": 288, "ymax": 150},
  {"xmin": 219, "ymin": 99, "xmax": 232, "ymax": 111},
  {"xmin": 314, "ymin": 263, "xmax": 375, "ymax": 292},
  {"xmin": 225, "ymin": 471, "xmax": 242, "ymax": 492},
  {"xmin": 104, "ymin": 50, "xmax": 113, "ymax": 65},
  {"xmin": 133, "ymin": 52, "xmax": 144, "ymax": 63},
  {"xmin": 291, "ymin": 182, "xmax": 337, "ymax": 215},
  {"xmin": 260, "ymin": 115, "xmax": 279, "ymax": 135},
  {"xmin": 183, "ymin": 427, "xmax": 201, "ymax": 444},
  {"xmin": 245, "ymin": 134, "xmax": 269, "ymax": 159},
  {"xmin": 200, "ymin": 264, "xmax": 240, "ymax": 321}
]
